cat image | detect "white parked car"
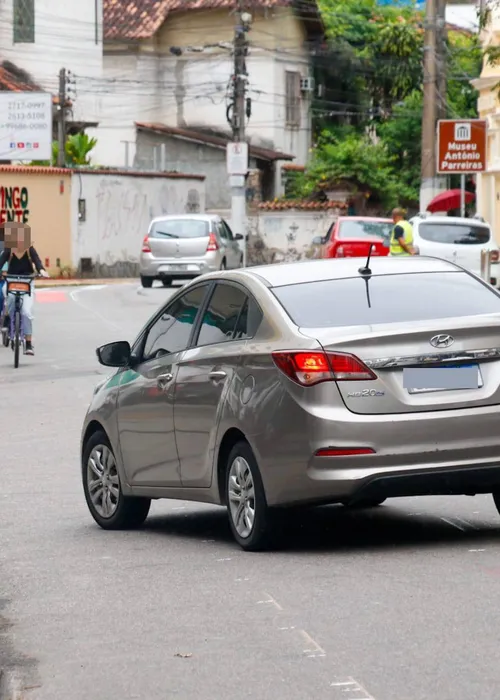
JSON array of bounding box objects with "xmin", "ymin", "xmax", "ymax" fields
[{"xmin": 410, "ymin": 214, "xmax": 500, "ymax": 287}]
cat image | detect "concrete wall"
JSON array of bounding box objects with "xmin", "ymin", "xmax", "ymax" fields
[
  {"xmin": 0, "ymin": 0, "xmax": 103, "ymax": 125},
  {"xmin": 134, "ymin": 131, "xmax": 264, "ymax": 209},
  {"xmin": 246, "ymin": 210, "xmax": 338, "ymax": 265},
  {"xmin": 71, "ymin": 171, "xmax": 206, "ymax": 276},
  {"xmin": 0, "ymin": 167, "xmax": 72, "ymax": 273}
]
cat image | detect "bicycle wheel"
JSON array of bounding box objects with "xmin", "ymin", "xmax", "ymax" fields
[{"xmin": 13, "ymin": 310, "xmax": 21, "ymax": 368}]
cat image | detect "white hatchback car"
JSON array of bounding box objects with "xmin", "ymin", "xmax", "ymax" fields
[{"xmin": 410, "ymin": 214, "xmax": 500, "ymax": 287}]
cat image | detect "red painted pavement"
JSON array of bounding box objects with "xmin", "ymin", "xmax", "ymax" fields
[{"xmin": 35, "ymin": 291, "xmax": 68, "ymax": 303}]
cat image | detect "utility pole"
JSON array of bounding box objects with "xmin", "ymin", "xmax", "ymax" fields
[
  {"xmin": 420, "ymin": 0, "xmax": 437, "ymax": 212},
  {"xmin": 436, "ymin": 0, "xmax": 447, "ymax": 122},
  {"xmin": 57, "ymin": 67, "xmax": 67, "ymax": 167},
  {"xmin": 229, "ymin": 4, "xmax": 251, "ymax": 266}
]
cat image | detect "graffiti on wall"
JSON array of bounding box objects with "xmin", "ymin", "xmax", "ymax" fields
[
  {"xmin": 0, "ymin": 186, "xmax": 29, "ymax": 224},
  {"xmin": 76, "ymin": 176, "xmax": 205, "ymax": 277}
]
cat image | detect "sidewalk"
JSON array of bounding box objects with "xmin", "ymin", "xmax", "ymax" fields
[{"xmin": 35, "ymin": 278, "xmax": 135, "ymax": 288}]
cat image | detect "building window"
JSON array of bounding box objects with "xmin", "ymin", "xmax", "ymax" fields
[
  {"xmin": 13, "ymin": 0, "xmax": 35, "ymax": 43},
  {"xmin": 285, "ymin": 71, "xmax": 301, "ymax": 128}
]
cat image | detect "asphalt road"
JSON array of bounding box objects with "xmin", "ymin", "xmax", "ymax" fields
[{"xmin": 2, "ymin": 281, "xmax": 500, "ymax": 700}]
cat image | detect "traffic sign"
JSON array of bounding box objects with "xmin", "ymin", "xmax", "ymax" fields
[
  {"xmin": 437, "ymin": 119, "xmax": 487, "ymax": 174},
  {"xmin": 227, "ymin": 141, "xmax": 248, "ymax": 175},
  {"xmin": 0, "ymin": 92, "xmax": 52, "ymax": 161}
]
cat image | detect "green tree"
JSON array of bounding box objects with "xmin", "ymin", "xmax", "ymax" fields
[{"xmin": 293, "ymin": 130, "xmax": 399, "ymax": 208}]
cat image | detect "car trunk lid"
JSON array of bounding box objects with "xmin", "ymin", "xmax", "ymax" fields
[
  {"xmin": 148, "ymin": 219, "xmax": 210, "ymax": 259},
  {"xmin": 302, "ymin": 315, "xmax": 500, "ymax": 414}
]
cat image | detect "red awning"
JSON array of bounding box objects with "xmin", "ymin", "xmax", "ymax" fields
[{"xmin": 426, "ymin": 188, "xmax": 475, "ymax": 213}]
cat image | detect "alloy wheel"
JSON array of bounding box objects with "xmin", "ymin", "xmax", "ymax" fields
[
  {"xmin": 228, "ymin": 456, "xmax": 255, "ymax": 538},
  {"xmin": 87, "ymin": 444, "xmax": 120, "ymax": 518}
]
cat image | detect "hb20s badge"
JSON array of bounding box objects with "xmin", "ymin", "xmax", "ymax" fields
[{"xmin": 347, "ymin": 389, "xmax": 385, "ymax": 398}]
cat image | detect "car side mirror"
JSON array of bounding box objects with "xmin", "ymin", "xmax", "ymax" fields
[
  {"xmin": 96, "ymin": 340, "xmax": 131, "ymax": 368},
  {"xmin": 313, "ymin": 236, "xmax": 324, "ymax": 245},
  {"xmin": 235, "ymin": 233, "xmax": 244, "ymax": 240}
]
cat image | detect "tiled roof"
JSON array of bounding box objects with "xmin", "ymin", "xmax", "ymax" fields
[
  {"xmin": 104, "ymin": 0, "xmax": 321, "ymax": 41},
  {"xmin": 0, "ymin": 61, "xmax": 41, "ymax": 92},
  {"xmin": 0, "ymin": 165, "xmax": 205, "ymax": 179},
  {"xmin": 136, "ymin": 121, "xmax": 295, "ymax": 161},
  {"xmin": 281, "ymin": 163, "xmax": 305, "ymax": 171},
  {"xmin": 258, "ymin": 200, "xmax": 347, "ymax": 210}
]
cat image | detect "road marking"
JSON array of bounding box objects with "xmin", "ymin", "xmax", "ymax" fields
[
  {"xmin": 299, "ymin": 629, "xmax": 326, "ymax": 657},
  {"xmin": 261, "ymin": 592, "xmax": 283, "ymax": 611},
  {"xmin": 69, "ymin": 286, "xmax": 122, "ymax": 331},
  {"xmin": 36, "ymin": 290, "xmax": 68, "ymax": 303},
  {"xmin": 330, "ymin": 677, "xmax": 376, "ymax": 699},
  {"xmin": 441, "ymin": 517, "xmax": 466, "ymax": 531}
]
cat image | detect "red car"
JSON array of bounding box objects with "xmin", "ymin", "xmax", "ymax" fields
[{"xmin": 313, "ymin": 216, "xmax": 392, "ymax": 258}]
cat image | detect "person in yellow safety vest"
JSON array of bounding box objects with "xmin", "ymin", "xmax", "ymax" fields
[{"xmin": 389, "ymin": 207, "xmax": 416, "ymax": 256}]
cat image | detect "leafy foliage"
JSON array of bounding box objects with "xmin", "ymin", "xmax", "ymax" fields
[
  {"xmin": 300, "ymin": 1, "xmax": 483, "ymax": 208},
  {"xmin": 28, "ymin": 133, "xmax": 97, "ymax": 167}
]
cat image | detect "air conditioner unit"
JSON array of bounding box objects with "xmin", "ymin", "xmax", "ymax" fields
[{"xmin": 300, "ymin": 77, "xmax": 315, "ymax": 92}]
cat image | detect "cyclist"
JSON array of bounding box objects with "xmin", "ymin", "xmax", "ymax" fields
[{"xmin": 0, "ymin": 223, "xmax": 49, "ymax": 355}]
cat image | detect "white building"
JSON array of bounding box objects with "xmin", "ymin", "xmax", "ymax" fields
[
  {"xmin": 0, "ymin": 0, "xmax": 103, "ymax": 129},
  {"xmin": 91, "ymin": 0, "xmax": 322, "ymax": 175}
]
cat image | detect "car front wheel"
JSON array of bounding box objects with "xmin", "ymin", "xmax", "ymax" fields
[
  {"xmin": 225, "ymin": 441, "xmax": 274, "ymax": 551},
  {"xmin": 82, "ymin": 430, "xmax": 151, "ymax": 530},
  {"xmin": 140, "ymin": 276, "xmax": 154, "ymax": 288}
]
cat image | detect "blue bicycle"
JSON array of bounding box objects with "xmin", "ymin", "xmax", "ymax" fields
[{"xmin": 0, "ymin": 273, "xmax": 37, "ymax": 368}]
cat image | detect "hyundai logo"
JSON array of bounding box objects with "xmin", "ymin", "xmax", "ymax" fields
[{"xmin": 430, "ymin": 334, "xmax": 454, "ymax": 348}]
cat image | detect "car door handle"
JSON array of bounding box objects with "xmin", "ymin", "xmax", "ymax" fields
[
  {"xmin": 157, "ymin": 373, "xmax": 173, "ymax": 390},
  {"xmin": 209, "ymin": 370, "xmax": 227, "ymax": 381}
]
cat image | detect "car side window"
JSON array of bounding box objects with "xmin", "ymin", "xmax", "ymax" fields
[
  {"xmin": 142, "ymin": 285, "xmax": 208, "ymax": 361},
  {"xmin": 197, "ymin": 284, "xmax": 248, "ymax": 346},
  {"xmin": 217, "ymin": 221, "xmax": 228, "ymax": 241},
  {"xmin": 222, "ymin": 220, "xmax": 235, "ymax": 240},
  {"xmin": 233, "ymin": 296, "xmax": 263, "ymax": 340}
]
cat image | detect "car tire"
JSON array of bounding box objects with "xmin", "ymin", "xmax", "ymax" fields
[
  {"xmin": 342, "ymin": 497, "xmax": 387, "ymax": 509},
  {"xmin": 220, "ymin": 259, "xmax": 227, "ymax": 271},
  {"xmin": 140, "ymin": 276, "xmax": 154, "ymax": 288},
  {"xmin": 225, "ymin": 441, "xmax": 275, "ymax": 552},
  {"xmin": 239, "ymin": 255, "xmax": 244, "ymax": 267},
  {"xmin": 82, "ymin": 430, "xmax": 151, "ymax": 530},
  {"xmin": 161, "ymin": 277, "xmax": 172, "ymax": 287}
]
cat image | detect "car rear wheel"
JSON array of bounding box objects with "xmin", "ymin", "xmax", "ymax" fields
[
  {"xmin": 225, "ymin": 441, "xmax": 274, "ymax": 551},
  {"xmin": 342, "ymin": 497, "xmax": 387, "ymax": 509},
  {"xmin": 161, "ymin": 277, "xmax": 172, "ymax": 287},
  {"xmin": 220, "ymin": 259, "xmax": 226, "ymax": 271},
  {"xmin": 140, "ymin": 276, "xmax": 154, "ymax": 288},
  {"xmin": 82, "ymin": 430, "xmax": 151, "ymax": 530}
]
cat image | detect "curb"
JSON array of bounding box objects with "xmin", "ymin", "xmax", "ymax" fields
[{"xmin": 35, "ymin": 279, "xmax": 135, "ymax": 288}]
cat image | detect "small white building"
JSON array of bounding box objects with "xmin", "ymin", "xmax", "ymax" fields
[
  {"xmin": 0, "ymin": 0, "xmax": 103, "ymax": 129},
  {"xmin": 92, "ymin": 0, "xmax": 323, "ymax": 178}
]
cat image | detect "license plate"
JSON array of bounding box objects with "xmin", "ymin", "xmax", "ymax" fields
[
  {"xmin": 404, "ymin": 364, "xmax": 482, "ymax": 394},
  {"xmin": 160, "ymin": 264, "xmax": 187, "ymax": 272}
]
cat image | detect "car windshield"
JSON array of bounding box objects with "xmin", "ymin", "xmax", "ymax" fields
[
  {"xmin": 418, "ymin": 222, "xmax": 490, "ymax": 245},
  {"xmin": 150, "ymin": 219, "xmax": 209, "ymax": 239},
  {"xmin": 338, "ymin": 220, "xmax": 392, "ymax": 242},
  {"xmin": 272, "ymin": 271, "xmax": 500, "ymax": 328}
]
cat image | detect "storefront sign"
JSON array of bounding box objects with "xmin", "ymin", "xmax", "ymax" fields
[{"xmin": 0, "ymin": 186, "xmax": 30, "ymax": 223}]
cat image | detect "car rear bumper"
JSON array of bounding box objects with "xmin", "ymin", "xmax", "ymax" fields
[
  {"xmin": 139, "ymin": 253, "xmax": 219, "ymax": 278},
  {"xmin": 256, "ymin": 400, "xmax": 500, "ymax": 506}
]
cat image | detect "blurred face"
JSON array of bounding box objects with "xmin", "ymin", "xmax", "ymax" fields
[{"xmin": 1, "ymin": 223, "xmax": 31, "ymax": 252}]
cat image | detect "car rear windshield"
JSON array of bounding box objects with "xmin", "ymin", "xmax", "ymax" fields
[
  {"xmin": 272, "ymin": 272, "xmax": 500, "ymax": 328},
  {"xmin": 418, "ymin": 222, "xmax": 490, "ymax": 245},
  {"xmin": 150, "ymin": 219, "xmax": 209, "ymax": 239},
  {"xmin": 338, "ymin": 220, "xmax": 392, "ymax": 242}
]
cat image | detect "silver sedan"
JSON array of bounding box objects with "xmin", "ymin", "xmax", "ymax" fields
[{"xmin": 81, "ymin": 255, "xmax": 500, "ymax": 550}]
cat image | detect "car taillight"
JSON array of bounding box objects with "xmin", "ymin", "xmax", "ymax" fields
[
  {"xmin": 490, "ymin": 250, "xmax": 500, "ymax": 263},
  {"xmin": 206, "ymin": 233, "xmax": 218, "ymax": 252},
  {"xmin": 336, "ymin": 246, "xmax": 345, "ymax": 257},
  {"xmin": 142, "ymin": 236, "xmax": 151, "ymax": 253},
  {"xmin": 271, "ymin": 351, "xmax": 376, "ymax": 386}
]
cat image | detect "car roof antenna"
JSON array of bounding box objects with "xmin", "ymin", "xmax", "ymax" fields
[{"xmin": 358, "ymin": 243, "xmax": 374, "ymax": 277}]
